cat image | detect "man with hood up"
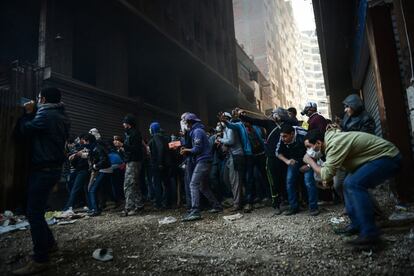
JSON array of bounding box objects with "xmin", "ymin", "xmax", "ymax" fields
[
  {"xmin": 148, "ymin": 122, "xmax": 171, "ymax": 209},
  {"xmin": 180, "ymin": 113, "xmax": 222, "ymax": 221},
  {"xmin": 341, "ymin": 94, "xmax": 375, "ymax": 134}
]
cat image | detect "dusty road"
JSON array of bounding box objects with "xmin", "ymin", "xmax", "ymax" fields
[{"xmin": 1, "ymin": 200, "xmax": 414, "ymax": 275}]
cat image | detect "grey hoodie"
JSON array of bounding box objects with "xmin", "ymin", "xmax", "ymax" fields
[{"xmin": 341, "ymin": 94, "xmax": 375, "ymax": 134}]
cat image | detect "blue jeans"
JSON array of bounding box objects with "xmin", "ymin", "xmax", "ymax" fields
[
  {"xmin": 344, "ymin": 154, "xmax": 401, "ymax": 238},
  {"xmin": 286, "ymin": 163, "xmax": 318, "ymax": 210},
  {"xmin": 189, "ymin": 161, "xmax": 221, "ymax": 213},
  {"xmin": 27, "ymin": 169, "xmax": 61, "ymax": 263},
  {"xmin": 64, "ymin": 170, "xmax": 89, "ymax": 210},
  {"xmin": 88, "ymin": 172, "xmax": 111, "ymax": 212},
  {"xmin": 184, "ymin": 158, "xmax": 194, "ymax": 210}
]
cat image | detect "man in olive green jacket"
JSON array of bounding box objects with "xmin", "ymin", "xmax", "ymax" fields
[{"xmin": 303, "ymin": 129, "xmax": 401, "ymax": 249}]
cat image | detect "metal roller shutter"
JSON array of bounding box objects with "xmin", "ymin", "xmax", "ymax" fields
[
  {"xmin": 46, "ymin": 73, "xmax": 139, "ymax": 140},
  {"xmin": 362, "ymin": 62, "xmax": 382, "ymax": 137}
]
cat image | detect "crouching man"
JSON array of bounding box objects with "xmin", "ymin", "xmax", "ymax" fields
[{"xmin": 303, "ymin": 128, "xmax": 401, "ymax": 249}]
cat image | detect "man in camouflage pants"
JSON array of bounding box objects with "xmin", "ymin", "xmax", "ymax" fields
[{"xmin": 115, "ymin": 114, "xmax": 144, "ymax": 216}]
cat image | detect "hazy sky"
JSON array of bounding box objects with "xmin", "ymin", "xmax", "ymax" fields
[{"xmin": 291, "ymin": 0, "xmax": 316, "ymax": 31}]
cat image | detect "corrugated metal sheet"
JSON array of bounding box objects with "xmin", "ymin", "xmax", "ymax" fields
[
  {"xmin": 362, "ymin": 62, "xmax": 382, "ymax": 137},
  {"xmin": 45, "ymin": 72, "xmax": 140, "ymax": 140}
]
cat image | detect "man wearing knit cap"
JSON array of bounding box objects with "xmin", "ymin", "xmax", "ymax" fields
[{"xmin": 115, "ymin": 114, "xmax": 144, "ymax": 216}]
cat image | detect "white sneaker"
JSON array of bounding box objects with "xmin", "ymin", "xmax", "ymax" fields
[{"xmin": 61, "ymin": 209, "xmax": 75, "ymax": 218}]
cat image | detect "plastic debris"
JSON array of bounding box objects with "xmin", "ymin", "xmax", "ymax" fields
[
  {"xmin": 362, "ymin": 250, "xmax": 373, "ymax": 257},
  {"xmin": 126, "ymin": 255, "xmax": 139, "ymax": 259},
  {"xmin": 0, "ymin": 221, "xmax": 29, "ymax": 235},
  {"xmin": 57, "ymin": 220, "xmax": 77, "ymax": 225},
  {"xmin": 408, "ymin": 228, "xmax": 414, "ymax": 240},
  {"xmin": 329, "ymin": 217, "xmax": 345, "ymax": 224},
  {"xmin": 388, "ymin": 211, "xmax": 414, "ymax": 221},
  {"xmin": 158, "ymin": 216, "xmax": 177, "ymax": 225},
  {"xmin": 92, "ymin": 248, "xmax": 113, "ymax": 262},
  {"xmin": 223, "ymin": 213, "xmax": 243, "ymax": 222}
]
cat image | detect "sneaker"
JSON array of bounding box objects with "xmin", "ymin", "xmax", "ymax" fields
[
  {"xmin": 272, "ymin": 207, "xmax": 282, "ymax": 216},
  {"xmin": 229, "ymin": 206, "xmax": 242, "ymax": 213},
  {"xmin": 12, "ymin": 260, "xmax": 49, "ymax": 275},
  {"xmin": 243, "ymin": 204, "xmax": 253, "ymax": 213},
  {"xmin": 208, "ymin": 207, "xmax": 223, "ymax": 214},
  {"xmin": 182, "ymin": 212, "xmax": 202, "ymax": 222},
  {"xmin": 345, "ymin": 236, "xmax": 382, "ymax": 249},
  {"xmin": 61, "ymin": 209, "xmax": 75, "ymax": 218},
  {"xmin": 334, "ymin": 225, "xmax": 359, "ymax": 236},
  {"xmin": 309, "ymin": 209, "xmax": 320, "ymax": 216},
  {"xmin": 283, "ymin": 208, "xmax": 299, "ymax": 216}
]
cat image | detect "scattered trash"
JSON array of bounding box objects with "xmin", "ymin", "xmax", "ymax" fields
[
  {"xmin": 408, "ymin": 228, "xmax": 414, "ymax": 240},
  {"xmin": 383, "ymin": 236, "xmax": 398, "ymax": 242},
  {"xmin": 362, "ymin": 250, "xmax": 373, "ymax": 257},
  {"xmin": 0, "ymin": 221, "xmax": 29, "ymax": 235},
  {"xmin": 92, "ymin": 248, "xmax": 113, "ymax": 262},
  {"xmin": 223, "ymin": 213, "xmax": 243, "ymax": 222},
  {"xmin": 57, "ymin": 219, "xmax": 77, "ymax": 225},
  {"xmin": 158, "ymin": 216, "xmax": 177, "ymax": 225},
  {"xmin": 395, "ymin": 204, "xmax": 408, "ymax": 212},
  {"xmin": 126, "ymin": 255, "xmax": 139, "ymax": 259},
  {"xmin": 329, "ymin": 217, "xmax": 345, "ymax": 224},
  {"xmin": 388, "ymin": 211, "xmax": 414, "ymax": 221},
  {"xmin": 45, "ymin": 211, "xmax": 63, "ymax": 220},
  {"xmin": 178, "ymin": 257, "xmax": 188, "ymax": 262}
]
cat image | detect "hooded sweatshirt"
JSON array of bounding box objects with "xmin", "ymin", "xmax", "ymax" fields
[
  {"xmin": 320, "ymin": 129, "xmax": 400, "ymax": 182},
  {"xmin": 20, "ymin": 102, "xmax": 70, "ymax": 168},
  {"xmin": 341, "ymin": 94, "xmax": 375, "ymax": 134},
  {"xmin": 189, "ymin": 122, "xmax": 212, "ymax": 163}
]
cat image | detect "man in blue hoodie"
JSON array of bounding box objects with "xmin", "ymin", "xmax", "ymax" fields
[{"xmin": 180, "ymin": 113, "xmax": 222, "ymax": 221}]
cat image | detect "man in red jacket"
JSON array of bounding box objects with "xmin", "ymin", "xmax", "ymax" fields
[{"xmin": 301, "ymin": 101, "xmax": 328, "ymax": 134}]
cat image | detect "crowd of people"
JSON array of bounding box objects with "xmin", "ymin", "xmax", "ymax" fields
[{"xmin": 12, "ymin": 86, "xmax": 402, "ymax": 275}]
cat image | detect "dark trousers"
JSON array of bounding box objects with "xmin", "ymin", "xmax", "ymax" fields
[
  {"xmin": 27, "ymin": 169, "xmax": 61, "ymax": 263},
  {"xmin": 244, "ymin": 155, "xmax": 255, "ymax": 204},
  {"xmin": 88, "ymin": 172, "xmax": 111, "ymax": 212},
  {"xmin": 151, "ymin": 166, "xmax": 171, "ymax": 208},
  {"xmin": 64, "ymin": 170, "xmax": 89, "ymax": 210},
  {"xmin": 111, "ymin": 168, "xmax": 125, "ymax": 203},
  {"xmin": 266, "ymin": 156, "xmax": 287, "ymax": 208}
]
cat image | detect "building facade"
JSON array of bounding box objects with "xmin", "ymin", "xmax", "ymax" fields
[
  {"xmin": 236, "ymin": 43, "xmax": 273, "ymax": 113},
  {"xmin": 300, "ymin": 30, "xmax": 331, "ymax": 119},
  {"xmin": 233, "ymin": 0, "xmax": 306, "ymax": 111},
  {"xmin": 0, "ymin": 0, "xmax": 243, "ymax": 210}
]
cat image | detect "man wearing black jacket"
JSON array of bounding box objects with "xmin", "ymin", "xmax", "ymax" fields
[
  {"xmin": 115, "ymin": 114, "xmax": 144, "ymax": 216},
  {"xmin": 148, "ymin": 122, "xmax": 171, "ymax": 209},
  {"xmin": 238, "ymin": 107, "xmax": 293, "ymax": 214},
  {"xmin": 14, "ymin": 87, "xmax": 70, "ymax": 275}
]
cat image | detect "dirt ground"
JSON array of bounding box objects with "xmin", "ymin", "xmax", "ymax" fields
[{"xmin": 1, "ymin": 194, "xmax": 414, "ymax": 275}]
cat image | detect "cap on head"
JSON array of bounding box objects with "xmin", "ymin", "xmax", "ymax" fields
[
  {"xmin": 89, "ymin": 128, "xmax": 101, "ymax": 140},
  {"xmin": 223, "ymin": 112, "xmax": 232, "ymax": 119},
  {"xmin": 184, "ymin": 113, "xmax": 201, "ymax": 122},
  {"xmin": 123, "ymin": 114, "xmax": 137, "ymax": 127},
  {"xmin": 149, "ymin": 122, "xmax": 161, "ymax": 134}
]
